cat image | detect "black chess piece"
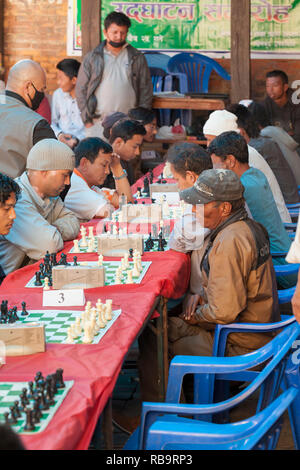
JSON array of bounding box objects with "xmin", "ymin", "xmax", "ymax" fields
[
  {"xmin": 24, "ymin": 408, "xmax": 35, "ymax": 431},
  {"xmin": 50, "ymin": 253, "xmax": 58, "ymax": 266},
  {"xmin": 39, "ymin": 263, "xmax": 45, "ymax": 279},
  {"xmin": 13, "ymin": 400, "xmax": 22, "ymax": 418},
  {"xmin": 3, "ymin": 411, "xmax": 10, "ymax": 425},
  {"xmin": 28, "ymin": 381, "xmax": 35, "ymax": 399},
  {"xmin": 73, "ymin": 256, "xmax": 78, "ymax": 266},
  {"xmin": 59, "ymin": 253, "xmax": 69, "ymax": 266},
  {"xmin": 149, "ymin": 170, "xmax": 153, "ymax": 184},
  {"xmin": 21, "ymin": 387, "xmax": 29, "ymax": 405},
  {"xmin": 38, "ymin": 390, "xmax": 49, "ymax": 411},
  {"xmin": 21, "ymin": 301, "xmax": 29, "ymax": 316},
  {"xmin": 129, "ymin": 248, "xmax": 134, "ymax": 259},
  {"xmin": 9, "ymin": 406, "xmax": 18, "ymax": 424},
  {"xmin": 12, "ymin": 306, "xmax": 19, "ymax": 321},
  {"xmin": 143, "ymin": 176, "xmax": 150, "ymax": 197},
  {"xmin": 34, "ymin": 271, "xmax": 43, "ymax": 287},
  {"xmin": 55, "ymin": 368, "xmax": 65, "ymax": 389},
  {"xmin": 158, "ymin": 232, "xmax": 165, "ymax": 251}
]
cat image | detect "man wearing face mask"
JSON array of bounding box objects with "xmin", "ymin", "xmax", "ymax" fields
[
  {"xmin": 76, "ymin": 11, "xmax": 152, "ymax": 139},
  {"xmin": 0, "ymin": 59, "xmax": 56, "ymax": 179}
]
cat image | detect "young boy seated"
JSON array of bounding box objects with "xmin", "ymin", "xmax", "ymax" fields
[{"xmin": 51, "ymin": 58, "xmax": 85, "ymax": 149}]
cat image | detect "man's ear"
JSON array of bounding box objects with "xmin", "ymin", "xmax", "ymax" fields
[
  {"xmin": 227, "ymin": 154, "xmax": 236, "ymax": 169},
  {"xmin": 222, "ymin": 201, "xmax": 232, "ymax": 216},
  {"xmin": 112, "ymin": 137, "xmax": 124, "ymax": 151},
  {"xmin": 284, "ymin": 83, "xmax": 289, "ymax": 93},
  {"xmin": 185, "ymin": 170, "xmax": 197, "ymax": 185}
]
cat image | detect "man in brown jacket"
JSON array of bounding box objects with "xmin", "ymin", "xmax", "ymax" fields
[{"xmin": 139, "ymin": 169, "xmax": 280, "ymax": 402}]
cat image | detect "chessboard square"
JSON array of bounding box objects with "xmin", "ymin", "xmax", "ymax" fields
[
  {"xmin": 51, "ymin": 320, "xmax": 67, "ymax": 325},
  {"xmin": 7, "ymin": 390, "xmax": 21, "ymax": 396},
  {"xmin": 0, "ymin": 384, "xmax": 12, "ymax": 390},
  {"xmin": 52, "ymin": 332, "xmax": 67, "ymax": 337},
  {"xmin": 28, "ymin": 313, "xmax": 43, "ymax": 318},
  {"xmin": 57, "ymin": 313, "xmax": 72, "ymax": 318}
]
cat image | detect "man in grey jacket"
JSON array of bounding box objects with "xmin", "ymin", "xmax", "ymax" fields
[
  {"xmin": 0, "ymin": 139, "xmax": 80, "ymax": 275},
  {"xmin": 75, "ymin": 11, "xmax": 153, "ymax": 138},
  {"xmin": 0, "ymin": 59, "xmax": 56, "ymax": 178}
]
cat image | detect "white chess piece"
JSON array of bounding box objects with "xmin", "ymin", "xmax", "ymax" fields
[
  {"xmin": 82, "ymin": 323, "xmax": 93, "ymax": 343},
  {"xmin": 87, "ymin": 238, "xmax": 94, "ymax": 252},
  {"xmin": 43, "ymin": 277, "xmax": 50, "ymax": 290},
  {"xmin": 66, "ymin": 327, "xmax": 75, "ymax": 344},
  {"xmin": 73, "ymin": 239, "xmax": 79, "ymax": 253},
  {"xmin": 126, "ymin": 270, "xmax": 133, "ymax": 284},
  {"xmin": 80, "ymin": 226, "xmax": 87, "ymax": 247},
  {"xmin": 98, "ymin": 254, "xmax": 103, "ymax": 266},
  {"xmin": 75, "ymin": 317, "xmax": 82, "ymax": 337},
  {"xmin": 88, "ymin": 226, "xmax": 94, "ymax": 239},
  {"xmin": 105, "ymin": 300, "xmax": 113, "ymax": 321},
  {"xmin": 132, "ymin": 261, "xmax": 140, "ymax": 278},
  {"xmin": 112, "ymin": 224, "xmax": 118, "ymax": 235}
]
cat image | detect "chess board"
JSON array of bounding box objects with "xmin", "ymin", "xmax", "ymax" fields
[
  {"xmin": 25, "ymin": 260, "xmax": 152, "ymax": 288},
  {"xmin": 19, "ymin": 309, "xmax": 122, "ymax": 344},
  {"xmin": 69, "ymin": 235, "xmax": 169, "ymax": 254},
  {"xmin": 0, "ymin": 380, "xmax": 73, "ymax": 434}
]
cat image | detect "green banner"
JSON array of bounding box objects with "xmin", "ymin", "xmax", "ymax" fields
[{"xmin": 71, "ymin": 0, "xmax": 300, "ymax": 53}]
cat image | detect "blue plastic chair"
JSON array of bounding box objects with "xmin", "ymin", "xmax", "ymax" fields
[
  {"xmin": 144, "ymin": 51, "xmax": 170, "ymax": 71},
  {"xmin": 124, "ymin": 322, "xmax": 300, "ymax": 450},
  {"xmin": 167, "ymin": 52, "xmax": 230, "ymax": 94},
  {"xmin": 145, "ymin": 52, "xmax": 190, "ymax": 126},
  {"xmin": 144, "ymin": 387, "xmax": 298, "ymax": 450},
  {"xmin": 149, "ymin": 67, "xmax": 173, "ymax": 126}
]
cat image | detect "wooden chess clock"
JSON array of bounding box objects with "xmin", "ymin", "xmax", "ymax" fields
[{"xmin": 52, "ymin": 265, "xmax": 105, "ymax": 290}]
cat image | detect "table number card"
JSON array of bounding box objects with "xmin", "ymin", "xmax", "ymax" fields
[{"xmin": 43, "ymin": 289, "xmax": 85, "ymax": 307}]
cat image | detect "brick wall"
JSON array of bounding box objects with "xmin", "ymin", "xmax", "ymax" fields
[
  {"xmin": 2, "ymin": 1, "xmax": 300, "ymax": 101},
  {"xmin": 3, "ymin": 0, "xmax": 71, "ymax": 95}
]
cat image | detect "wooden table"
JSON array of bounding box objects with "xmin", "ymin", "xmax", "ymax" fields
[{"xmin": 152, "ymin": 96, "xmax": 225, "ymax": 111}]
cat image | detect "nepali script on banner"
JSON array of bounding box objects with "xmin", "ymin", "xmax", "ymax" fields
[{"xmin": 67, "ymin": 0, "xmax": 300, "ymax": 56}]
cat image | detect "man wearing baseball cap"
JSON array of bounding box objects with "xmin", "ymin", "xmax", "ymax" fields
[
  {"xmin": 0, "ymin": 139, "xmax": 80, "ymax": 275},
  {"xmin": 139, "ymin": 169, "xmax": 280, "ymax": 401}
]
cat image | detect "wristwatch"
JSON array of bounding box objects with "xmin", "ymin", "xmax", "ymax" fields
[{"xmin": 113, "ymin": 169, "xmax": 127, "ymax": 180}]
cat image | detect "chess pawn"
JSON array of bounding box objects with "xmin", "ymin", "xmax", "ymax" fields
[
  {"xmin": 112, "ymin": 224, "xmax": 118, "ymax": 235},
  {"xmin": 66, "ymin": 327, "xmax": 74, "ymax": 344},
  {"xmin": 74, "ymin": 317, "xmax": 82, "ymax": 337},
  {"xmin": 98, "ymin": 254, "xmax": 103, "ymax": 266},
  {"xmin": 70, "ymin": 323, "xmax": 78, "ymax": 339},
  {"xmin": 82, "ymin": 323, "xmax": 93, "ymax": 343},
  {"xmin": 105, "ymin": 301, "xmax": 113, "ymax": 321},
  {"xmin": 73, "ymin": 239, "xmax": 79, "ymax": 253},
  {"xmin": 90, "ymin": 312, "xmax": 98, "ymax": 336},
  {"xmin": 132, "ymin": 261, "xmax": 140, "ymax": 278},
  {"xmin": 80, "ymin": 227, "xmax": 87, "ymax": 247},
  {"xmin": 87, "ymin": 238, "xmax": 94, "ymax": 252},
  {"xmin": 126, "ymin": 270, "xmax": 133, "ymax": 284},
  {"xmin": 43, "ymin": 277, "xmax": 50, "ymax": 290},
  {"xmin": 88, "ymin": 226, "xmax": 94, "ymax": 238},
  {"xmin": 115, "ymin": 273, "xmax": 122, "ymax": 285}
]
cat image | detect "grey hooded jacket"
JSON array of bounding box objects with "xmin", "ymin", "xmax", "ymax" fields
[{"xmin": 75, "ymin": 41, "xmax": 153, "ymax": 124}]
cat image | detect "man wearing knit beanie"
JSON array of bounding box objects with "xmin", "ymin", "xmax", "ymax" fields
[
  {"xmin": 203, "ymin": 109, "xmax": 291, "ymax": 224},
  {"xmin": 0, "ymin": 139, "xmax": 80, "ymax": 275}
]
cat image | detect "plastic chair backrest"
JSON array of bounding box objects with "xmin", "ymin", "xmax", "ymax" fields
[
  {"xmin": 167, "ymin": 52, "xmax": 230, "ymax": 93},
  {"xmin": 144, "ymin": 52, "xmax": 170, "ymax": 71},
  {"xmin": 136, "ymin": 323, "xmax": 300, "ymax": 449},
  {"xmin": 144, "ymin": 387, "xmax": 298, "ymax": 450}
]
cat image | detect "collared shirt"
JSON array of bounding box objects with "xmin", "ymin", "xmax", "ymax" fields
[
  {"xmin": 94, "ymin": 45, "xmax": 136, "ymax": 118},
  {"xmin": 51, "ymin": 88, "xmax": 85, "ymax": 140},
  {"xmin": 4, "ymin": 90, "xmax": 56, "ymax": 144},
  {"xmin": 64, "ymin": 169, "xmax": 115, "ymax": 221}
]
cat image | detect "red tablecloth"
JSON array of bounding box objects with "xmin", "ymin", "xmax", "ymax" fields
[
  {"xmin": 0, "ymin": 162, "xmax": 191, "ymax": 450},
  {"xmin": 0, "ymin": 289, "xmax": 158, "ymax": 450}
]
